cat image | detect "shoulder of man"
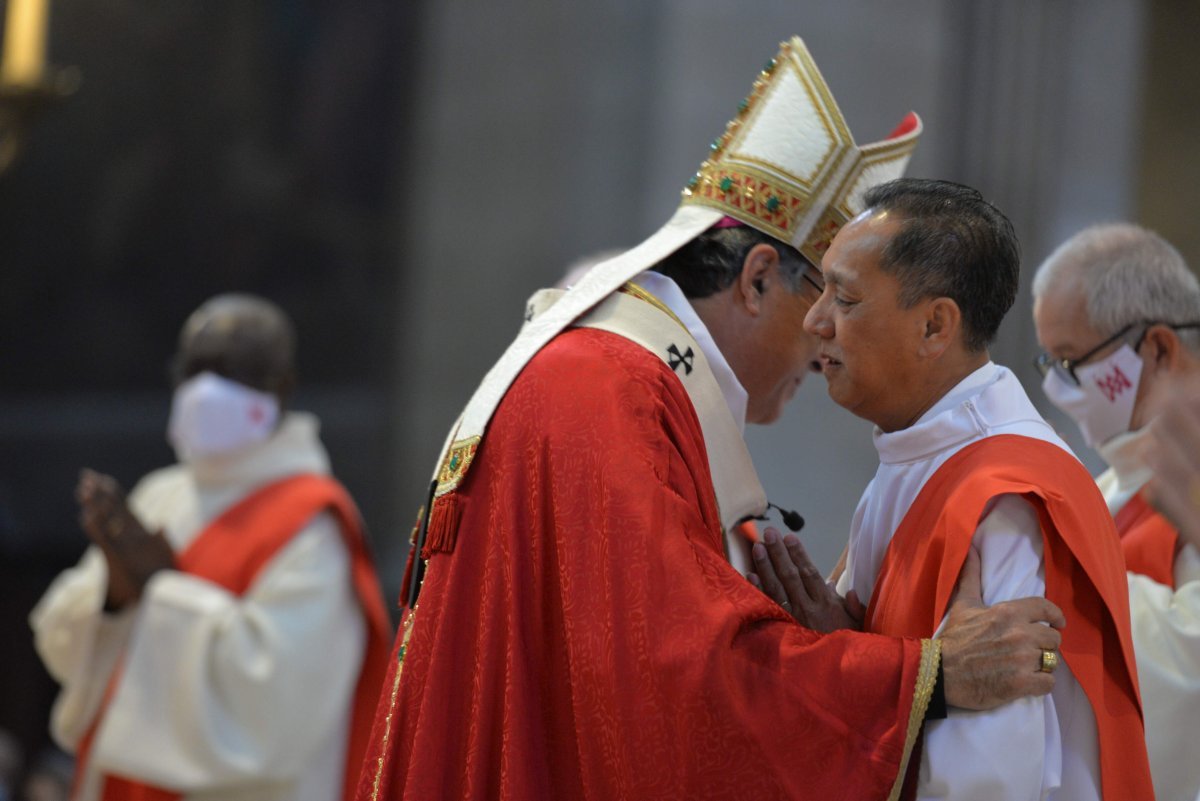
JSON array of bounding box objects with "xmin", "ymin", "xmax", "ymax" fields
[{"xmin": 524, "ymin": 326, "xmax": 678, "ymax": 394}]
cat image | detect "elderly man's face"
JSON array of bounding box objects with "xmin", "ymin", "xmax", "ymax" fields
[
  {"xmin": 740, "ymin": 263, "xmax": 824, "ymax": 424},
  {"xmin": 1032, "ymin": 283, "xmax": 1107, "ymax": 369},
  {"xmin": 803, "ymin": 212, "xmax": 932, "ymax": 431}
]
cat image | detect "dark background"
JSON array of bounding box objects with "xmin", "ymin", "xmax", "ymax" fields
[{"xmin": 1, "ymin": 0, "xmax": 419, "ymax": 782}]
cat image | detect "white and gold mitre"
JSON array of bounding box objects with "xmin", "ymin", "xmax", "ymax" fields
[
  {"xmin": 428, "ymin": 36, "xmax": 922, "ymax": 510},
  {"xmin": 681, "ymin": 36, "xmax": 922, "ymax": 265}
]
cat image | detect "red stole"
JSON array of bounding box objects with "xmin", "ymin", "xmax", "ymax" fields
[
  {"xmin": 1114, "ymin": 491, "xmax": 1179, "ymax": 588},
  {"xmin": 865, "ymin": 435, "xmax": 1152, "ymax": 801},
  {"xmin": 73, "ymin": 474, "xmax": 392, "ymax": 801}
]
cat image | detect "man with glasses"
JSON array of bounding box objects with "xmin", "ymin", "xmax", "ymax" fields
[{"xmin": 1032, "ymin": 222, "xmax": 1200, "ymax": 801}]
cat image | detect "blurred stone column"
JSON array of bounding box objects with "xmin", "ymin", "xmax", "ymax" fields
[{"xmin": 938, "ymin": 0, "xmax": 1146, "ymax": 470}]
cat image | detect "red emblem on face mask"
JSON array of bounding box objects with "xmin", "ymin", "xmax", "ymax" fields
[
  {"xmin": 248, "ymin": 403, "xmax": 265, "ymax": 424},
  {"xmin": 1094, "ymin": 365, "xmax": 1133, "ymax": 403}
]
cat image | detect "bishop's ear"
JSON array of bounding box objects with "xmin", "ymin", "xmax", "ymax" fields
[{"xmin": 736, "ymin": 243, "xmax": 781, "ymax": 315}]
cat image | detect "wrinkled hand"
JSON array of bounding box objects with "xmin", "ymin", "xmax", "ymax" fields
[
  {"xmin": 77, "ymin": 469, "xmax": 175, "ymax": 609},
  {"xmin": 747, "ymin": 528, "xmax": 862, "ymax": 633},
  {"xmin": 1144, "ymin": 385, "xmax": 1200, "ymax": 551},
  {"xmin": 939, "ymin": 547, "xmax": 1065, "ymax": 710}
]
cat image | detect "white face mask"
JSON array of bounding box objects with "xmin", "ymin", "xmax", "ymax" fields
[
  {"xmin": 168, "ymin": 372, "xmax": 280, "ymax": 461},
  {"xmin": 1040, "ymin": 343, "xmax": 1143, "ymax": 449}
]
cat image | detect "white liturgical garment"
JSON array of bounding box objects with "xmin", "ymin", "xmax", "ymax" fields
[
  {"xmin": 633, "ymin": 270, "xmax": 759, "ymax": 573},
  {"xmin": 1095, "ymin": 425, "xmax": 1200, "ymax": 801},
  {"xmin": 836, "ymin": 363, "xmax": 1101, "ymax": 800},
  {"xmin": 31, "ymin": 413, "xmax": 366, "ymax": 801}
]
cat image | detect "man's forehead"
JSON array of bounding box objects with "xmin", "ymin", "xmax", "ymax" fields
[
  {"xmin": 819, "ymin": 228, "xmax": 882, "ymax": 284},
  {"xmin": 1034, "ymin": 287, "xmax": 1110, "ymax": 358}
]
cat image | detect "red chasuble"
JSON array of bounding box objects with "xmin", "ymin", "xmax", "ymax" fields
[
  {"xmin": 75, "ymin": 474, "xmax": 392, "ymax": 801},
  {"xmin": 1113, "ymin": 491, "xmax": 1179, "ymax": 588},
  {"xmin": 358, "ymin": 328, "xmax": 937, "ymax": 801},
  {"xmin": 866, "ymin": 435, "xmax": 1153, "ymax": 800}
]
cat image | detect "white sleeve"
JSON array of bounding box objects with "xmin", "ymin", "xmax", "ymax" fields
[
  {"xmin": 918, "ymin": 495, "xmax": 1063, "ymax": 801},
  {"xmin": 1128, "ymin": 572, "xmax": 1200, "ymax": 800},
  {"xmin": 89, "ymin": 511, "xmax": 367, "ymax": 791},
  {"xmin": 30, "ymin": 546, "xmax": 138, "ymax": 751}
]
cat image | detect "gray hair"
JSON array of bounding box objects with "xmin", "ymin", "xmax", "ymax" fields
[{"xmin": 1032, "ymin": 223, "xmax": 1200, "ymax": 351}]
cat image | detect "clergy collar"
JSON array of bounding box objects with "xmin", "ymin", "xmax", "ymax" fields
[
  {"xmin": 632, "ymin": 271, "xmax": 749, "ymax": 431},
  {"xmin": 914, "ymin": 361, "xmax": 998, "ymax": 424},
  {"xmin": 1098, "ymin": 425, "xmax": 1154, "ymax": 496},
  {"xmin": 874, "ymin": 361, "xmax": 1017, "ymax": 464}
]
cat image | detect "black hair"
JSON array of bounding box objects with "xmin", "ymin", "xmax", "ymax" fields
[
  {"xmin": 651, "ymin": 225, "xmax": 812, "ymax": 298},
  {"xmin": 863, "ymin": 178, "xmax": 1019, "ymax": 352}
]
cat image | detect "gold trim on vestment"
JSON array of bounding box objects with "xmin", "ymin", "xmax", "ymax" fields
[
  {"xmin": 617, "ymin": 282, "xmax": 688, "ymax": 333},
  {"xmin": 434, "ymin": 436, "xmax": 481, "ymax": 498},
  {"xmin": 370, "ymin": 606, "xmax": 418, "ymax": 801},
  {"xmin": 887, "ymin": 638, "xmax": 941, "ymax": 801}
]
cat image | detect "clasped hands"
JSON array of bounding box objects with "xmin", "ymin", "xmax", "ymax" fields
[
  {"xmin": 76, "ymin": 469, "xmax": 176, "ymax": 610},
  {"xmin": 747, "ymin": 527, "xmax": 1066, "ymax": 710},
  {"xmin": 748, "ymin": 528, "xmax": 861, "ymax": 633}
]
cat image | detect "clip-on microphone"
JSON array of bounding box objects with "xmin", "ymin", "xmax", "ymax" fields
[{"xmin": 761, "ymin": 501, "xmax": 805, "ymax": 533}]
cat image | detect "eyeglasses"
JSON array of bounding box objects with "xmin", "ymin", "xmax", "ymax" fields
[
  {"xmin": 1033, "ymin": 320, "xmax": 1200, "ymax": 385},
  {"xmin": 800, "ymin": 268, "xmax": 824, "ymax": 295}
]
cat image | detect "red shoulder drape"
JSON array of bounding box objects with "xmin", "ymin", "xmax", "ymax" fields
[
  {"xmin": 1114, "ymin": 491, "xmax": 1179, "ymax": 588},
  {"xmin": 866, "ymin": 435, "xmax": 1152, "ymax": 801}
]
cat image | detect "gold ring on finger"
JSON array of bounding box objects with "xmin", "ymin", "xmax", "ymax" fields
[{"xmin": 1038, "ymin": 648, "xmax": 1058, "ymax": 674}]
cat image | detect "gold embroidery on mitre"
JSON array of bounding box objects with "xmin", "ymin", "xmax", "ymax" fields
[
  {"xmin": 800, "ymin": 206, "xmax": 850, "ymax": 266},
  {"xmin": 435, "ymin": 436, "xmax": 481, "ymax": 498},
  {"xmin": 680, "ymin": 37, "xmax": 921, "ymax": 260},
  {"xmin": 680, "ymin": 38, "xmax": 856, "ymax": 247},
  {"xmin": 686, "ymin": 165, "xmax": 813, "ymax": 244},
  {"xmin": 728, "ymin": 42, "xmax": 852, "ymax": 194},
  {"xmin": 830, "ymin": 147, "xmax": 917, "ymax": 222}
]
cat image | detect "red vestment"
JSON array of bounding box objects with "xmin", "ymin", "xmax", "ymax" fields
[
  {"xmin": 866, "ymin": 435, "xmax": 1153, "ymax": 800},
  {"xmin": 358, "ymin": 328, "xmax": 936, "ymax": 801},
  {"xmin": 1113, "ymin": 492, "xmax": 1179, "ymax": 588},
  {"xmin": 75, "ymin": 474, "xmax": 392, "ymax": 801}
]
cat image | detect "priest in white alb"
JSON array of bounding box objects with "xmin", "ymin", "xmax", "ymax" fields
[{"xmin": 795, "ymin": 179, "xmax": 1153, "ymax": 799}]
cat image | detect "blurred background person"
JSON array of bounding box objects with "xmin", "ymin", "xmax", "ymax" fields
[
  {"xmin": 1147, "ymin": 377, "xmax": 1200, "ymax": 550},
  {"xmin": 1032, "ymin": 222, "xmax": 1200, "ymax": 801},
  {"xmin": 19, "ymin": 747, "xmax": 71, "ymax": 801},
  {"xmin": 29, "ymin": 295, "xmax": 391, "ymax": 801}
]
